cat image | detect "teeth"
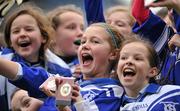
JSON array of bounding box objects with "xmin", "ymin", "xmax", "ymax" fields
[
  {"xmin": 82, "ymin": 53, "xmax": 89, "ymax": 57},
  {"xmin": 124, "ymin": 69, "xmax": 133, "ymax": 73},
  {"xmin": 123, "ymin": 68, "xmax": 135, "ymax": 77}
]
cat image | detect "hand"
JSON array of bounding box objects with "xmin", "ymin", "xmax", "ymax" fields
[
  {"xmin": 71, "ymin": 83, "xmax": 83, "ymax": 103},
  {"xmin": 168, "ymin": 34, "xmax": 180, "ymax": 51},
  {"xmin": 58, "ymin": 106, "xmax": 72, "ymax": 111},
  {"xmin": 146, "ymin": 0, "xmax": 180, "ymax": 14},
  {"xmin": 40, "ymin": 77, "xmax": 63, "ymax": 97},
  {"xmin": 73, "ymin": 65, "xmax": 82, "ymax": 79}
]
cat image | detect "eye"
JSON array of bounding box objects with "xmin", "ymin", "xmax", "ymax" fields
[
  {"xmin": 25, "ymin": 28, "xmax": 34, "ymax": 32},
  {"xmin": 120, "ymin": 55, "xmax": 127, "ymax": 60},
  {"xmin": 11, "ymin": 29, "xmax": 20, "ymax": 34},
  {"xmin": 116, "ymin": 23, "xmax": 124, "ymax": 27},
  {"xmin": 92, "ymin": 40, "xmax": 99, "ymax": 44},
  {"xmin": 135, "ymin": 57, "xmax": 143, "ymax": 61},
  {"xmin": 22, "ymin": 98, "xmax": 31, "ymax": 108},
  {"xmin": 67, "ymin": 24, "xmax": 76, "ymax": 30}
]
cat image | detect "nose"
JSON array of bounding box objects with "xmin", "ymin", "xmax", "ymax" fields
[
  {"xmin": 125, "ymin": 58, "xmax": 133, "ymax": 66},
  {"xmin": 19, "ymin": 29, "xmax": 27, "ymax": 37},
  {"xmin": 81, "ymin": 41, "xmax": 90, "ymax": 50},
  {"xmin": 125, "ymin": 61, "xmax": 133, "ymax": 66},
  {"xmin": 76, "ymin": 28, "xmax": 83, "ymax": 39}
]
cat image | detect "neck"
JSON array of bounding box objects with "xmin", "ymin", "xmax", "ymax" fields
[
  {"xmin": 125, "ymin": 88, "xmax": 140, "ymax": 98},
  {"xmin": 83, "ymin": 73, "xmax": 110, "ymax": 80}
]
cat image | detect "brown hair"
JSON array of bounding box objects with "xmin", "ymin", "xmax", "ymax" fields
[
  {"xmin": 4, "ymin": 3, "xmax": 54, "ymax": 53},
  {"xmin": 47, "ymin": 4, "xmax": 83, "ymax": 30}
]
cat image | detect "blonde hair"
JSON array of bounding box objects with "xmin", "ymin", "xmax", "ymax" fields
[
  {"xmin": 90, "ymin": 22, "xmax": 127, "ymax": 49},
  {"xmin": 105, "ymin": 5, "xmax": 135, "ymax": 27},
  {"xmin": 47, "ymin": 4, "xmax": 83, "ymax": 30}
]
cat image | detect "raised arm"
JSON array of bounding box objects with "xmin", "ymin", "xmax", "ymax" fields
[
  {"xmin": 132, "ymin": 0, "xmax": 150, "ymax": 25},
  {"xmin": 147, "ymin": 0, "xmax": 180, "ymax": 14},
  {"xmin": 84, "ymin": 0, "xmax": 105, "ymax": 25},
  {"xmin": 131, "ymin": 0, "xmax": 175, "ymax": 53}
]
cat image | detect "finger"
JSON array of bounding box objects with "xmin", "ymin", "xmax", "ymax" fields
[
  {"xmin": 55, "ymin": 77, "xmax": 63, "ymax": 86},
  {"xmin": 168, "ymin": 41, "xmax": 175, "ymax": 51},
  {"xmin": 147, "ymin": 1, "xmax": 169, "ymax": 8},
  {"xmin": 63, "ymin": 106, "xmax": 72, "ymax": 111}
]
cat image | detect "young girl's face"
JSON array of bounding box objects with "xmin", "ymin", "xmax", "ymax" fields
[
  {"xmin": 54, "ymin": 11, "xmax": 84, "ymax": 56},
  {"xmin": 78, "ymin": 25, "xmax": 114, "ymax": 80},
  {"xmin": 10, "ymin": 14, "xmax": 46, "ymax": 62},
  {"xmin": 117, "ymin": 42, "xmax": 155, "ymax": 91},
  {"xmin": 106, "ymin": 11, "xmax": 132, "ymax": 34}
]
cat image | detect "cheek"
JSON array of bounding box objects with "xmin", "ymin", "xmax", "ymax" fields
[{"xmin": 117, "ymin": 61, "xmax": 124, "ymax": 74}]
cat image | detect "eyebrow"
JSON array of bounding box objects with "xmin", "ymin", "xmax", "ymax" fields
[{"xmin": 19, "ymin": 95, "xmax": 28, "ymax": 104}]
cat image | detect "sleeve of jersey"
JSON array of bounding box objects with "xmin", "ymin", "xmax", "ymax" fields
[
  {"xmin": 131, "ymin": 0, "xmax": 150, "ymax": 25},
  {"xmin": 173, "ymin": 10, "xmax": 180, "ymax": 34},
  {"xmin": 39, "ymin": 97, "xmax": 58, "ymax": 111},
  {"xmin": 84, "ymin": 0, "xmax": 105, "ymax": 25},
  {"xmin": 132, "ymin": 11, "xmax": 175, "ymax": 53},
  {"xmin": 174, "ymin": 60, "xmax": 180, "ymax": 85},
  {"xmin": 9, "ymin": 62, "xmax": 49, "ymax": 98}
]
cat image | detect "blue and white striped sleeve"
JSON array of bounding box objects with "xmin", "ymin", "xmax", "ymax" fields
[{"xmin": 132, "ymin": 11, "xmax": 175, "ymax": 53}]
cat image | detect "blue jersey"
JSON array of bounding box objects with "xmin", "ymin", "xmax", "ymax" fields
[
  {"xmin": 120, "ymin": 84, "xmax": 180, "ymax": 111},
  {"xmin": 72, "ymin": 78, "xmax": 123, "ymax": 111},
  {"xmin": 173, "ymin": 10, "xmax": 180, "ymax": 33},
  {"xmin": 0, "ymin": 48, "xmax": 72, "ymax": 99},
  {"xmin": 132, "ymin": 12, "xmax": 180, "ymax": 85},
  {"xmin": 39, "ymin": 78, "xmax": 124, "ymax": 111},
  {"xmin": 39, "ymin": 97, "xmax": 58, "ymax": 111}
]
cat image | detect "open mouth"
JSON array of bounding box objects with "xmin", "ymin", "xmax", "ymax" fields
[
  {"xmin": 123, "ymin": 68, "xmax": 136, "ymax": 77},
  {"xmin": 82, "ymin": 53, "xmax": 93, "ymax": 65},
  {"xmin": 18, "ymin": 41, "xmax": 31, "ymax": 47}
]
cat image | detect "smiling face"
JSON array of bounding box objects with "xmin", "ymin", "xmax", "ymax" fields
[
  {"xmin": 10, "ymin": 14, "xmax": 46, "ymax": 62},
  {"xmin": 53, "ymin": 11, "xmax": 84, "ymax": 57},
  {"xmin": 117, "ymin": 42, "xmax": 158, "ymax": 97},
  {"xmin": 78, "ymin": 25, "xmax": 116, "ymax": 80},
  {"xmin": 11, "ymin": 89, "xmax": 43, "ymax": 111}
]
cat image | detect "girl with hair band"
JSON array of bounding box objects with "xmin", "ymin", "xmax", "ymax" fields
[
  {"xmin": 131, "ymin": 0, "xmax": 180, "ymax": 85},
  {"xmin": 117, "ymin": 36, "xmax": 180, "ymax": 111},
  {"xmin": 0, "ymin": 3, "xmax": 72, "ymax": 106},
  {"xmin": 40, "ymin": 23, "xmax": 126, "ymax": 111}
]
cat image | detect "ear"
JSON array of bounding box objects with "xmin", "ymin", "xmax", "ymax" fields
[
  {"xmin": 147, "ymin": 67, "xmax": 159, "ymax": 78},
  {"xmin": 109, "ymin": 49, "xmax": 120, "ymax": 61}
]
